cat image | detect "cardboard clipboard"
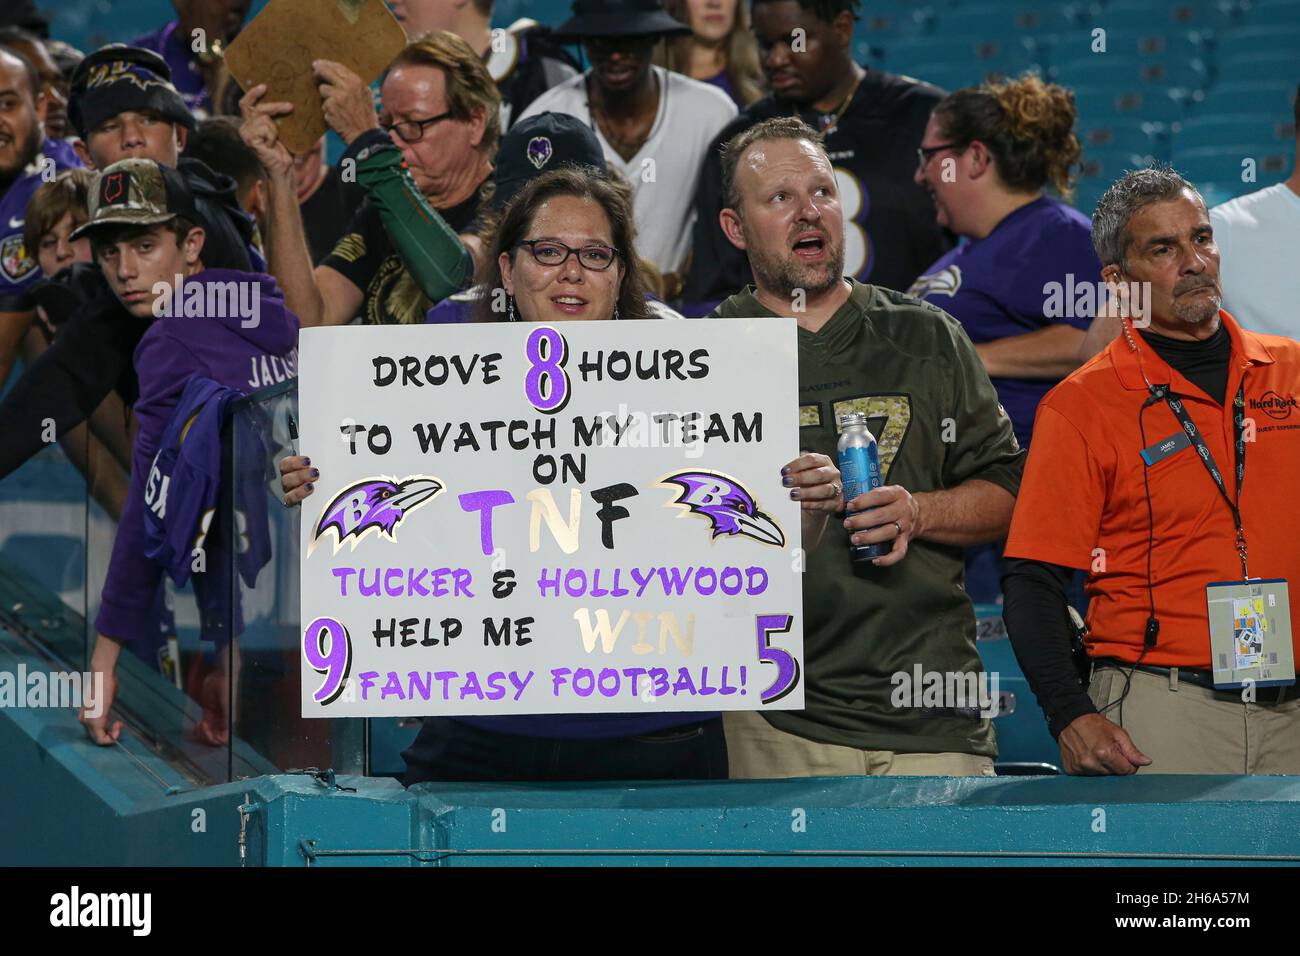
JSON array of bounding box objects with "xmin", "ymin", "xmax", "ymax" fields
[{"xmin": 223, "ymin": 0, "xmax": 406, "ymax": 155}]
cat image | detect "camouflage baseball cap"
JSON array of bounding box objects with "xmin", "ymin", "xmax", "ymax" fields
[{"xmin": 71, "ymin": 158, "xmax": 202, "ymax": 241}]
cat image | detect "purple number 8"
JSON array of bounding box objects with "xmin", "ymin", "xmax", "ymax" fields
[
  {"xmin": 524, "ymin": 326, "xmax": 571, "ymax": 414},
  {"xmin": 303, "ymin": 617, "xmax": 352, "ymax": 705}
]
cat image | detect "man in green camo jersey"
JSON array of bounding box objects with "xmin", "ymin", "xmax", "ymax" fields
[{"xmin": 710, "ymin": 116, "xmax": 1027, "ymax": 777}]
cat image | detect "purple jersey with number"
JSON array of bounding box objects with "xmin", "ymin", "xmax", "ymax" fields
[
  {"xmin": 97, "ymin": 270, "xmax": 298, "ymax": 642},
  {"xmin": 131, "ymin": 21, "xmax": 211, "ymax": 117},
  {"xmin": 908, "ymin": 196, "xmax": 1101, "ymax": 448},
  {"xmin": 1, "ymin": 138, "xmax": 83, "ymax": 310}
]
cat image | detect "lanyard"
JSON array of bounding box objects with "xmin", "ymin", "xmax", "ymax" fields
[{"xmin": 1157, "ymin": 382, "xmax": 1249, "ymax": 578}]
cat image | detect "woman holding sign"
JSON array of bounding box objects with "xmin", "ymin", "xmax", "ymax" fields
[{"xmin": 282, "ymin": 166, "xmax": 843, "ymax": 783}]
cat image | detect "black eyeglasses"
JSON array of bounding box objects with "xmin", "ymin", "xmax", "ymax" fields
[
  {"xmin": 516, "ymin": 239, "xmax": 621, "ymax": 271},
  {"xmin": 916, "ymin": 142, "xmax": 962, "ymax": 169},
  {"xmin": 381, "ymin": 110, "xmax": 455, "ymax": 143}
]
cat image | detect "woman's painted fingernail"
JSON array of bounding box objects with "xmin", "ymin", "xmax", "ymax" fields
[
  {"xmin": 310, "ymin": 468, "xmax": 320, "ymax": 478},
  {"xmin": 303, "ymin": 457, "xmax": 311, "ymax": 466},
  {"xmin": 780, "ymin": 465, "xmax": 791, "ymax": 476},
  {"xmin": 789, "ymin": 489, "xmax": 801, "ymax": 500},
  {"xmin": 782, "ymin": 475, "xmax": 794, "ymax": 486},
  {"xmin": 305, "ymin": 483, "xmax": 314, "ymax": 493}
]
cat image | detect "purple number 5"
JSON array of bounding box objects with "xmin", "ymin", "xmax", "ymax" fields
[
  {"xmin": 756, "ymin": 613, "xmax": 800, "ymax": 705},
  {"xmin": 303, "ymin": 617, "xmax": 352, "ymax": 705}
]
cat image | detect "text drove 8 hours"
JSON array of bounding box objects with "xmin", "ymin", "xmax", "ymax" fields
[{"xmin": 369, "ymin": 348, "xmax": 711, "ymax": 388}]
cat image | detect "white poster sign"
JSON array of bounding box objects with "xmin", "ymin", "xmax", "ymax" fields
[{"xmin": 297, "ymin": 319, "xmax": 804, "ymax": 717}]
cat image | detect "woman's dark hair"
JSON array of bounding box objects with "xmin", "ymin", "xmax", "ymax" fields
[
  {"xmin": 476, "ymin": 166, "xmax": 652, "ymax": 323},
  {"xmin": 933, "ymin": 72, "xmax": 1082, "ymax": 201}
]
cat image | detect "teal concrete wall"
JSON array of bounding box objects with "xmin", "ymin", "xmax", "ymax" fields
[{"xmin": 7, "ymin": 666, "xmax": 1300, "ymax": 867}]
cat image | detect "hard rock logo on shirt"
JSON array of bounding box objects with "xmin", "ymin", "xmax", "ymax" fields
[
  {"xmin": 908, "ymin": 264, "xmax": 962, "ymax": 300},
  {"xmin": 800, "ymin": 394, "xmax": 913, "ymax": 483}
]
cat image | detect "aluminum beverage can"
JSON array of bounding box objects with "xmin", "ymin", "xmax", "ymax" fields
[{"xmin": 837, "ymin": 412, "xmax": 888, "ymax": 561}]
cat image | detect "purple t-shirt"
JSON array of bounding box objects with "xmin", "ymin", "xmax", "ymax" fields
[
  {"xmin": 1, "ymin": 137, "xmax": 83, "ymax": 310},
  {"xmin": 908, "ymin": 196, "xmax": 1101, "ymax": 447},
  {"xmin": 703, "ymin": 69, "xmax": 743, "ymax": 109},
  {"xmin": 131, "ymin": 21, "xmax": 211, "ymax": 117},
  {"xmin": 97, "ymin": 270, "xmax": 298, "ymax": 640}
]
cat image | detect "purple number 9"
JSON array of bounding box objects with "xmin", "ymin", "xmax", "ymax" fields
[
  {"xmin": 756, "ymin": 613, "xmax": 800, "ymax": 705},
  {"xmin": 524, "ymin": 326, "xmax": 571, "ymax": 414},
  {"xmin": 303, "ymin": 617, "xmax": 352, "ymax": 705}
]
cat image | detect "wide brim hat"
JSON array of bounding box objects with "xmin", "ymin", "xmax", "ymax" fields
[{"xmin": 552, "ymin": 0, "xmax": 693, "ymax": 40}]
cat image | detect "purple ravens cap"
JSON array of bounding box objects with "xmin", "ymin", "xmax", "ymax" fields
[
  {"xmin": 492, "ymin": 111, "xmax": 607, "ymax": 211},
  {"xmin": 68, "ymin": 44, "xmax": 195, "ymax": 139}
]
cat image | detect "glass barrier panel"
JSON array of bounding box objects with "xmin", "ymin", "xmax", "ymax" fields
[{"xmin": 226, "ymin": 380, "xmax": 365, "ymax": 778}]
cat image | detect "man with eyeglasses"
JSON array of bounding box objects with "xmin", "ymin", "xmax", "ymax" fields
[{"xmin": 241, "ymin": 31, "xmax": 499, "ymax": 326}]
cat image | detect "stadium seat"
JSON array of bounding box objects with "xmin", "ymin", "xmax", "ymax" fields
[
  {"xmin": 1217, "ymin": 49, "xmax": 1300, "ymax": 84},
  {"xmin": 1176, "ymin": 114, "xmax": 1296, "ymax": 151},
  {"xmin": 933, "ymin": 1, "xmax": 1094, "ymax": 38},
  {"xmin": 1076, "ymin": 116, "xmax": 1171, "ymax": 158},
  {"xmin": 1040, "ymin": 26, "xmax": 1209, "ymax": 70},
  {"xmin": 1071, "ymin": 85, "xmax": 1189, "ymax": 124},
  {"xmin": 1196, "ymin": 81, "xmax": 1297, "ymax": 119},
  {"xmin": 1240, "ymin": 0, "xmax": 1300, "ymax": 28},
  {"xmin": 856, "ymin": 7, "xmax": 936, "ymax": 38},
  {"xmin": 880, "ymin": 34, "xmax": 1043, "ymax": 79},
  {"xmin": 1053, "ymin": 54, "xmax": 1210, "ymax": 91},
  {"xmin": 1096, "ymin": 0, "xmax": 1251, "ymax": 31},
  {"xmin": 1172, "ymin": 144, "xmax": 1292, "ymax": 190}
]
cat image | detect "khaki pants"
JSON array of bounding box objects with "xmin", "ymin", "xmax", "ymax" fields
[
  {"xmin": 723, "ymin": 709, "xmax": 996, "ymax": 779},
  {"xmin": 1089, "ymin": 665, "xmax": 1300, "ymax": 774}
]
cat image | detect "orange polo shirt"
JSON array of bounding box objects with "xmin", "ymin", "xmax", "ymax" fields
[{"xmin": 1005, "ymin": 311, "xmax": 1300, "ymax": 668}]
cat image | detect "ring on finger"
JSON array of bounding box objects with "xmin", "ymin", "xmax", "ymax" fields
[
  {"xmin": 830, "ymin": 482, "xmax": 841, "ymax": 497},
  {"xmin": 893, "ymin": 521, "xmax": 902, "ymax": 536}
]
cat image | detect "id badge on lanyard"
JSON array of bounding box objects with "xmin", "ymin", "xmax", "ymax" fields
[
  {"xmin": 1158, "ymin": 385, "xmax": 1295, "ymax": 689},
  {"xmin": 1206, "ymin": 578, "xmax": 1295, "ymax": 690}
]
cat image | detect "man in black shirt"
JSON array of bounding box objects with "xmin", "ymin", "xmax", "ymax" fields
[
  {"xmin": 681, "ymin": 0, "xmax": 950, "ymax": 315},
  {"xmin": 242, "ymin": 31, "xmax": 496, "ymax": 325},
  {"xmin": 292, "ymin": 137, "xmax": 366, "ymax": 265}
]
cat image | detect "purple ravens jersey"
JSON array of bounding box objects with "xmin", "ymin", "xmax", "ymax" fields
[
  {"xmin": 908, "ymin": 196, "xmax": 1101, "ymax": 448},
  {"xmin": 144, "ymin": 377, "xmax": 239, "ymax": 586},
  {"xmin": 97, "ymin": 271, "xmax": 296, "ymax": 644},
  {"xmin": 143, "ymin": 376, "xmax": 276, "ymax": 643},
  {"xmin": 1, "ymin": 138, "xmax": 83, "ymax": 310}
]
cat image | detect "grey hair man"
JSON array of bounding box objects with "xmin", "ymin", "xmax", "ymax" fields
[{"xmin": 1003, "ymin": 164, "xmax": 1300, "ymax": 774}]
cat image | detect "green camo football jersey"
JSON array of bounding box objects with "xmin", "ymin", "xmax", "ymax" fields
[{"xmin": 712, "ymin": 280, "xmax": 1026, "ymax": 755}]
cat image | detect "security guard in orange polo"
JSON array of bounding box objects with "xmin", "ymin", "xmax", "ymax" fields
[{"xmin": 1002, "ymin": 165, "xmax": 1300, "ymax": 775}]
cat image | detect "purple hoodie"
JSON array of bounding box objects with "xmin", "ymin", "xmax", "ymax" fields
[{"xmin": 97, "ymin": 269, "xmax": 298, "ymax": 642}]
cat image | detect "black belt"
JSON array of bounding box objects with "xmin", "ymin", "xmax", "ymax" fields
[{"xmin": 1094, "ymin": 658, "xmax": 1219, "ymax": 691}]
